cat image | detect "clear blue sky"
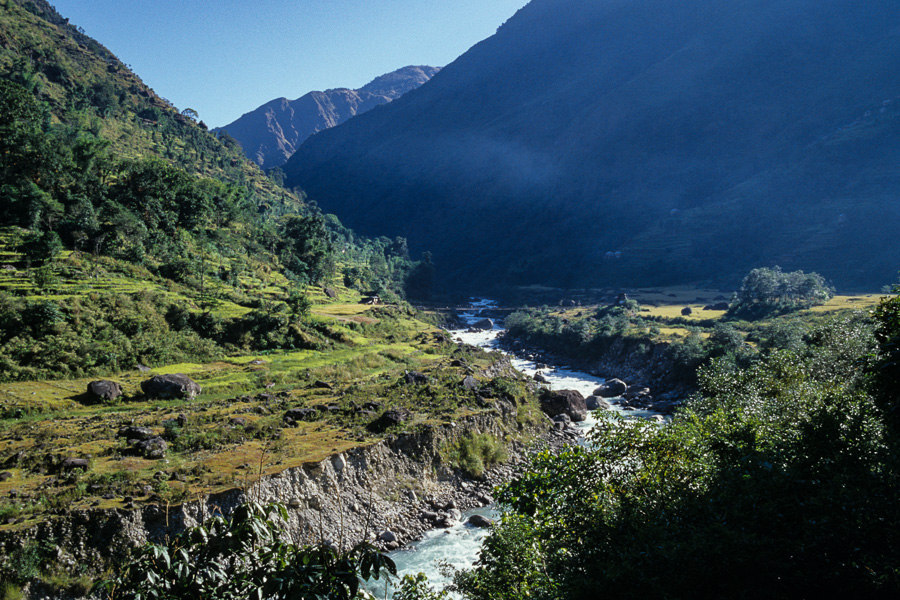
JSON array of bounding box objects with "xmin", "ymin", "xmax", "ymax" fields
[{"xmin": 50, "ymin": 0, "xmax": 528, "ymax": 128}]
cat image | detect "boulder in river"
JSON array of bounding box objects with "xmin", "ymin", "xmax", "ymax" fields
[
  {"xmin": 140, "ymin": 374, "xmax": 201, "ymax": 400},
  {"xmin": 593, "ymin": 379, "xmax": 628, "ymax": 398},
  {"xmin": 540, "ymin": 389, "xmax": 587, "ymax": 422},
  {"xmin": 86, "ymin": 380, "xmax": 122, "ymax": 403},
  {"xmin": 533, "ymin": 372, "xmax": 550, "ymax": 384},
  {"xmin": 625, "ymin": 385, "xmax": 651, "ymax": 400},
  {"xmin": 585, "ymin": 395, "xmax": 611, "ymax": 411},
  {"xmin": 467, "ymin": 514, "xmax": 495, "ymax": 528},
  {"xmin": 470, "ymin": 318, "xmax": 494, "ymax": 331},
  {"xmin": 378, "ymin": 530, "xmax": 397, "ymax": 543}
]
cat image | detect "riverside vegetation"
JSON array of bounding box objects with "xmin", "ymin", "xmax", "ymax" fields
[{"xmin": 444, "ymin": 274, "xmax": 900, "ymax": 598}]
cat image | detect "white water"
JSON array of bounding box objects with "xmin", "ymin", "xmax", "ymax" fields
[{"xmin": 369, "ymin": 298, "xmax": 658, "ymax": 598}]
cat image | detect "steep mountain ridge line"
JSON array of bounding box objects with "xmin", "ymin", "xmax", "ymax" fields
[
  {"xmin": 283, "ymin": 0, "xmax": 900, "ymax": 292},
  {"xmin": 215, "ymin": 65, "xmax": 440, "ymax": 169}
]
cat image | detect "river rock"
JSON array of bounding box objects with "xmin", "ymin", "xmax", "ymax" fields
[
  {"xmin": 86, "ymin": 380, "xmax": 122, "ymax": 403},
  {"xmin": 585, "ymin": 395, "xmax": 610, "ymax": 410},
  {"xmin": 470, "ymin": 318, "xmax": 494, "ymax": 331},
  {"xmin": 367, "ymin": 409, "xmax": 410, "ymax": 433},
  {"xmin": 540, "ymin": 389, "xmax": 587, "ymax": 422},
  {"xmin": 140, "ymin": 374, "xmax": 201, "ymax": 400},
  {"xmin": 420, "ymin": 510, "xmax": 439, "ymax": 522},
  {"xmin": 593, "ymin": 379, "xmax": 627, "ymax": 398},
  {"xmin": 625, "ymin": 385, "xmax": 651, "ymax": 400},
  {"xmin": 467, "ymin": 514, "xmax": 494, "ymax": 528},
  {"xmin": 378, "ymin": 530, "xmax": 397, "ymax": 543},
  {"xmin": 533, "ymin": 372, "xmax": 550, "ymax": 384},
  {"xmin": 447, "ymin": 508, "xmax": 462, "ymax": 522}
]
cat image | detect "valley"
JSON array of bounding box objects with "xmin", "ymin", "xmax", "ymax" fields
[{"xmin": 1, "ymin": 0, "xmax": 899, "ymax": 598}]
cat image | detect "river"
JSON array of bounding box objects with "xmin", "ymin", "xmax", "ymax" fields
[{"xmin": 368, "ymin": 298, "xmax": 660, "ymax": 598}]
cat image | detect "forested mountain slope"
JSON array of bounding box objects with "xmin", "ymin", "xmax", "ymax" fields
[
  {"xmin": 283, "ymin": 0, "xmax": 900, "ymax": 291},
  {"xmin": 0, "ymin": 0, "xmax": 434, "ymax": 382}
]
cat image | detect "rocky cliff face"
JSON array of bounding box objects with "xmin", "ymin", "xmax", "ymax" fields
[
  {"xmin": 216, "ymin": 66, "xmax": 439, "ymax": 169},
  {"xmin": 0, "ymin": 392, "xmax": 548, "ymax": 584}
]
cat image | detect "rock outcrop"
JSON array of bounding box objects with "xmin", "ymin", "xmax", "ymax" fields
[
  {"xmin": 86, "ymin": 380, "xmax": 122, "ymax": 403},
  {"xmin": 140, "ymin": 374, "xmax": 201, "ymax": 400},
  {"xmin": 539, "ymin": 389, "xmax": 587, "ymax": 422}
]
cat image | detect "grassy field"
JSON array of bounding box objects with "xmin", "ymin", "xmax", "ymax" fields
[{"xmin": 0, "ymin": 303, "xmax": 530, "ymax": 532}]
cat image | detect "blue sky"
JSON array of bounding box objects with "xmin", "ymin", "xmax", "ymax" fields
[{"xmin": 50, "ymin": 0, "xmax": 528, "ymax": 128}]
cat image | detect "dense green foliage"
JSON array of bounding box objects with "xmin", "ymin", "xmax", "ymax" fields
[
  {"xmin": 0, "ymin": 1, "xmax": 436, "ymax": 383},
  {"xmin": 727, "ymin": 266, "xmax": 834, "ymax": 319},
  {"xmin": 453, "ymin": 307, "xmax": 900, "ymax": 598},
  {"xmin": 505, "ymin": 304, "xmax": 754, "ymax": 385},
  {"xmin": 99, "ymin": 502, "xmax": 396, "ymax": 600}
]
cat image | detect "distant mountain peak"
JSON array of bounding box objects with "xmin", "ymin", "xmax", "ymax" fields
[{"xmin": 216, "ymin": 65, "xmax": 440, "ymax": 169}]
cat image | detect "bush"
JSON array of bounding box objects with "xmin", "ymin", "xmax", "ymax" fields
[
  {"xmin": 98, "ymin": 502, "xmax": 396, "ymax": 599},
  {"xmin": 445, "ymin": 432, "xmax": 508, "ymax": 479},
  {"xmin": 728, "ymin": 266, "xmax": 834, "ymax": 319}
]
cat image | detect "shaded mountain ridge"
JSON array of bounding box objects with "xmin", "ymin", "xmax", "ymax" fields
[{"xmin": 283, "ymin": 0, "xmax": 900, "ymax": 291}]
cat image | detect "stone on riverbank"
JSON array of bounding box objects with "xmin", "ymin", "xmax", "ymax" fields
[{"xmin": 540, "ymin": 389, "xmax": 587, "ymax": 422}]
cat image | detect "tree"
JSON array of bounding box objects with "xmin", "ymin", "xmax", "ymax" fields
[
  {"xmin": 181, "ymin": 108, "xmax": 199, "ymax": 122},
  {"xmin": 20, "ymin": 230, "xmax": 62, "ymax": 267},
  {"xmin": 728, "ymin": 266, "xmax": 834, "ymax": 318},
  {"xmin": 99, "ymin": 502, "xmax": 396, "ymax": 599},
  {"xmin": 280, "ymin": 213, "xmax": 335, "ymax": 284},
  {"xmin": 455, "ymin": 315, "xmax": 899, "ymax": 599},
  {"xmin": 404, "ymin": 252, "xmax": 434, "ymax": 300}
]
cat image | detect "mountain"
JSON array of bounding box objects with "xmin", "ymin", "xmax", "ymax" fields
[
  {"xmin": 0, "ymin": 0, "xmax": 292, "ymax": 206},
  {"xmin": 0, "ymin": 0, "xmax": 430, "ymax": 308},
  {"xmin": 283, "ymin": 0, "xmax": 900, "ymax": 291},
  {"xmin": 216, "ymin": 66, "xmax": 439, "ymax": 169}
]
